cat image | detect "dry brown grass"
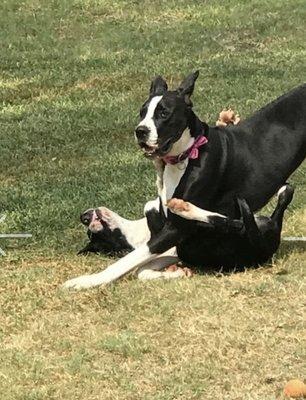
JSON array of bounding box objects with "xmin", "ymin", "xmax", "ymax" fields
[{"xmin": 0, "ymin": 242, "xmax": 305, "ymax": 400}]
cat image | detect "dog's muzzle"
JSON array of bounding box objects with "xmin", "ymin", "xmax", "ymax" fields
[
  {"xmin": 135, "ymin": 125, "xmax": 150, "ymax": 141},
  {"xmin": 136, "ymin": 136, "xmax": 174, "ymax": 158},
  {"xmin": 81, "ymin": 209, "xmax": 105, "ymax": 233}
]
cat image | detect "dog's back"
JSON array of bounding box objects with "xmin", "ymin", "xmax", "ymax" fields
[{"xmin": 206, "ymin": 85, "xmax": 306, "ymax": 214}]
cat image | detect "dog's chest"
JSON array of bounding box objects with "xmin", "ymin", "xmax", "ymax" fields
[{"xmin": 160, "ymin": 160, "xmax": 188, "ymax": 215}]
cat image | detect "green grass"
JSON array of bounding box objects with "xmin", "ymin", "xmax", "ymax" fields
[{"xmin": 0, "ymin": 0, "xmax": 305, "ymax": 399}]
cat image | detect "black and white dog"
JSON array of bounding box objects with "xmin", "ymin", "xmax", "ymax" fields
[
  {"xmin": 77, "ymin": 183, "xmax": 294, "ymax": 277},
  {"xmin": 64, "ymin": 72, "xmax": 305, "ymax": 289},
  {"xmin": 77, "ymin": 206, "xmax": 181, "ymax": 280}
]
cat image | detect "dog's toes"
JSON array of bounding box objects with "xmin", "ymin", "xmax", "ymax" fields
[
  {"xmin": 216, "ymin": 119, "xmax": 228, "ymax": 127},
  {"xmin": 182, "ymin": 267, "xmax": 193, "ymax": 277},
  {"xmin": 164, "ymin": 264, "xmax": 194, "ymax": 278},
  {"xmin": 167, "ymin": 198, "xmax": 190, "ymax": 212},
  {"xmin": 62, "ymin": 275, "xmax": 100, "ymax": 290},
  {"xmin": 165, "ymin": 264, "xmax": 180, "ymax": 272}
]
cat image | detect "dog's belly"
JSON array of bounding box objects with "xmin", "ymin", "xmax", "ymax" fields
[{"xmin": 177, "ymin": 231, "xmax": 269, "ymax": 270}]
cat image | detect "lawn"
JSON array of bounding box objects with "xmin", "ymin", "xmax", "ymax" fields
[{"xmin": 0, "ymin": 0, "xmax": 305, "ymax": 399}]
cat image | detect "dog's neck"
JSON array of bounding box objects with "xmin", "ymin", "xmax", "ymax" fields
[
  {"xmin": 97, "ymin": 209, "xmax": 150, "ymax": 249},
  {"xmin": 165, "ymin": 111, "xmax": 207, "ymax": 157},
  {"xmin": 166, "ymin": 129, "xmax": 194, "ymax": 157},
  {"xmin": 153, "ymin": 111, "xmax": 207, "ymax": 202},
  {"xmin": 111, "ymin": 213, "xmax": 150, "ymax": 249}
]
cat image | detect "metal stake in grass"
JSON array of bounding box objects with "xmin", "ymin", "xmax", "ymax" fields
[{"xmin": 0, "ymin": 215, "xmax": 32, "ymax": 256}]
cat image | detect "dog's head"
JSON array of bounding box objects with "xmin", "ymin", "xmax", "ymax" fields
[
  {"xmin": 80, "ymin": 207, "xmax": 111, "ymax": 233},
  {"xmin": 79, "ymin": 207, "xmax": 133, "ymax": 255},
  {"xmin": 135, "ymin": 71, "xmax": 199, "ymax": 157}
]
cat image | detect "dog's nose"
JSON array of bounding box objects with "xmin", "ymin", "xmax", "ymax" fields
[
  {"xmin": 135, "ymin": 125, "xmax": 150, "ymax": 141},
  {"xmin": 80, "ymin": 209, "xmax": 94, "ymax": 226}
]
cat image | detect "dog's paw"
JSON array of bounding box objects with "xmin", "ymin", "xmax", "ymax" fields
[
  {"xmin": 277, "ymin": 183, "xmax": 294, "ymax": 205},
  {"xmin": 167, "ymin": 198, "xmax": 191, "ymax": 213},
  {"xmin": 62, "ymin": 274, "xmax": 101, "ymax": 290},
  {"xmin": 164, "ymin": 264, "xmax": 193, "ymax": 278},
  {"xmin": 216, "ymin": 108, "xmax": 241, "ymax": 127}
]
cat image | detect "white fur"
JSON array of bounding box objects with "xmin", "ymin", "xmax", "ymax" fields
[
  {"xmin": 168, "ymin": 201, "xmax": 227, "ymax": 223},
  {"xmin": 108, "ymin": 215, "xmax": 150, "ymax": 249},
  {"xmin": 143, "ymin": 198, "xmax": 160, "ymax": 215},
  {"xmin": 137, "ymin": 95, "xmax": 162, "ymax": 146},
  {"xmin": 277, "ymin": 185, "xmax": 287, "ymax": 197},
  {"xmin": 161, "ymin": 163, "xmax": 187, "ymax": 216},
  {"xmin": 63, "ymin": 245, "xmax": 179, "ymax": 288},
  {"xmin": 63, "ymin": 244, "xmax": 155, "ymax": 289},
  {"xmin": 137, "ymin": 266, "xmax": 185, "ymax": 280},
  {"xmin": 92, "ymin": 208, "xmax": 150, "ymax": 249},
  {"xmin": 160, "ymin": 129, "xmax": 194, "ymax": 215},
  {"xmin": 63, "ymin": 128, "xmax": 220, "ymax": 289},
  {"xmin": 136, "ymin": 247, "xmax": 179, "ymax": 280},
  {"xmin": 167, "ymin": 129, "xmax": 194, "ymax": 157}
]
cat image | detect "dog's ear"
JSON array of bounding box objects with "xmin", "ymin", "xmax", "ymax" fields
[
  {"xmin": 177, "ymin": 70, "xmax": 199, "ymax": 106},
  {"xmin": 150, "ymin": 76, "xmax": 168, "ymax": 96}
]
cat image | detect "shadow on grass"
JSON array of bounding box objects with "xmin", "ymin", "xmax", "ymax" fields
[{"xmin": 276, "ymin": 239, "xmax": 306, "ymax": 258}]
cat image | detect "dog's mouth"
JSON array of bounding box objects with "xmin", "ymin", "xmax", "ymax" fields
[
  {"xmin": 139, "ymin": 142, "xmax": 158, "ymax": 155},
  {"xmin": 139, "ymin": 138, "xmax": 173, "ymax": 158},
  {"xmin": 86, "ymin": 209, "xmax": 105, "ymax": 233}
]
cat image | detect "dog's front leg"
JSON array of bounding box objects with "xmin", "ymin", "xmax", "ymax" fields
[
  {"xmin": 63, "ymin": 222, "xmax": 180, "ymax": 289},
  {"xmin": 167, "ymin": 199, "xmax": 243, "ymax": 231},
  {"xmin": 63, "ymin": 244, "xmax": 157, "ymax": 289}
]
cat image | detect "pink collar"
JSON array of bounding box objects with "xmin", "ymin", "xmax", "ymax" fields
[{"xmin": 162, "ymin": 135, "xmax": 208, "ymax": 165}]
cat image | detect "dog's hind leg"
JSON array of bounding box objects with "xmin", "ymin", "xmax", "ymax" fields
[
  {"xmin": 236, "ymin": 197, "xmax": 271, "ymax": 257},
  {"xmin": 135, "ymin": 247, "xmax": 184, "ymax": 280},
  {"xmin": 270, "ymin": 184, "xmax": 294, "ymax": 230}
]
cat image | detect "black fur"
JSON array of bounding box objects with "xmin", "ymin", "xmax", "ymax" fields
[
  {"xmin": 138, "ymin": 73, "xmax": 305, "ymax": 269},
  {"xmin": 176, "ymin": 185, "xmax": 294, "ymax": 270},
  {"xmin": 145, "ymin": 198, "xmax": 167, "ymax": 239},
  {"xmin": 78, "ymin": 227, "xmax": 133, "ymax": 256}
]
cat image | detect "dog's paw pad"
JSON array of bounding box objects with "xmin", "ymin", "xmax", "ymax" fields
[
  {"xmin": 164, "ymin": 264, "xmax": 194, "ymax": 278},
  {"xmin": 167, "ymin": 198, "xmax": 190, "ymax": 212},
  {"xmin": 165, "ymin": 264, "xmax": 179, "ymax": 272}
]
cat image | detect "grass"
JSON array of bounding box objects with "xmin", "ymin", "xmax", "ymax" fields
[{"xmin": 0, "ymin": 0, "xmax": 305, "ymax": 399}]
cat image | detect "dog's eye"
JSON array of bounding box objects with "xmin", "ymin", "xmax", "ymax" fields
[{"xmin": 160, "ymin": 109, "xmax": 168, "ymax": 118}]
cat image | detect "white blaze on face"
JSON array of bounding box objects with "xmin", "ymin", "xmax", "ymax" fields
[{"xmin": 137, "ymin": 95, "xmax": 163, "ymax": 146}]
